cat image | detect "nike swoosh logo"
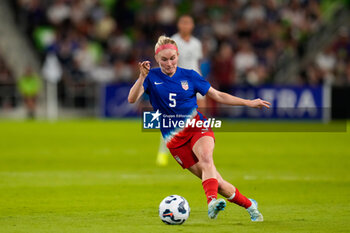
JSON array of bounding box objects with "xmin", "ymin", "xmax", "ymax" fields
[{"xmin": 154, "ymin": 82, "xmax": 163, "ymax": 85}]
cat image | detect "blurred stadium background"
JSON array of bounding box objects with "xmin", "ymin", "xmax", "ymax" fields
[
  {"xmin": 0, "ymin": 0, "xmax": 349, "ymax": 120},
  {"xmin": 0, "ymin": 1, "xmax": 350, "ymax": 233}
]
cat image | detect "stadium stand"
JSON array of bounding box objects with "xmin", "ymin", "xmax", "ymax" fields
[
  {"xmin": 0, "ymin": 51, "xmax": 17, "ymax": 109},
  {"xmin": 0, "ymin": 0, "xmax": 349, "ymax": 115}
]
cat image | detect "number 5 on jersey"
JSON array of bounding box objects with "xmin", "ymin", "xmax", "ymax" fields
[{"xmin": 169, "ymin": 93, "xmax": 176, "ymax": 107}]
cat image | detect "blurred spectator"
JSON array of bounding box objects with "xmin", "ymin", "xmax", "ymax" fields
[
  {"xmin": 47, "ymin": 0, "xmax": 71, "ymax": 25},
  {"xmin": 211, "ymin": 12, "xmax": 234, "ymax": 40},
  {"xmin": 300, "ymin": 26, "xmax": 350, "ymax": 86},
  {"xmin": 171, "ymin": 14, "xmax": 206, "ymax": 110},
  {"xmin": 74, "ymin": 39, "xmax": 96, "ymax": 74},
  {"xmin": 172, "ymin": 15, "xmax": 202, "ymax": 73},
  {"xmin": 107, "ymin": 29, "xmax": 133, "ymax": 62},
  {"xmin": 265, "ymin": 0, "xmax": 280, "ymax": 22},
  {"xmin": 70, "ymin": 0, "xmax": 88, "ymax": 26},
  {"xmin": 200, "ymin": 38, "xmax": 213, "ymax": 81},
  {"xmin": 156, "ymin": 0, "xmax": 177, "ymax": 34},
  {"xmin": 243, "ymin": 0, "xmax": 266, "ymax": 24},
  {"xmin": 90, "ymin": 57, "xmax": 115, "ymax": 83},
  {"xmin": 211, "ymin": 42, "xmax": 235, "ymax": 92},
  {"xmin": 234, "ymin": 41, "xmax": 258, "ymax": 82},
  {"xmin": 0, "ymin": 54, "xmax": 16, "ymax": 109},
  {"xmin": 17, "ymin": 67, "xmax": 42, "ymax": 118},
  {"xmin": 247, "ymin": 64, "xmax": 268, "ymax": 86},
  {"xmin": 114, "ymin": 60, "xmax": 133, "ymax": 83},
  {"xmin": 329, "ymin": 27, "xmax": 350, "ymax": 85},
  {"xmin": 281, "ymin": 0, "xmax": 307, "ymax": 30},
  {"xmin": 94, "ymin": 14, "xmax": 117, "ymax": 41},
  {"xmin": 316, "ymin": 47, "xmax": 336, "ymax": 78}
]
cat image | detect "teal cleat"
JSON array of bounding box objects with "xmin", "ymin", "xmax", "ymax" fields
[
  {"xmin": 247, "ymin": 199, "xmax": 264, "ymax": 222},
  {"xmin": 208, "ymin": 198, "xmax": 226, "ymax": 219}
]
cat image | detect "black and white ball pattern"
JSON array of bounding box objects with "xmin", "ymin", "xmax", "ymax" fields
[{"xmin": 159, "ymin": 195, "xmax": 190, "ymax": 225}]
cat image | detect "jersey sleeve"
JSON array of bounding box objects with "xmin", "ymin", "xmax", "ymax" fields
[{"xmin": 191, "ymin": 70, "xmax": 210, "ymax": 96}]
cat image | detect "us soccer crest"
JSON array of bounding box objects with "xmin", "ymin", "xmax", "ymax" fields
[{"xmin": 181, "ymin": 80, "xmax": 189, "ymax": 90}]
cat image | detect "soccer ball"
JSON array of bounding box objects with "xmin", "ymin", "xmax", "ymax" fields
[{"xmin": 159, "ymin": 195, "xmax": 190, "ymax": 225}]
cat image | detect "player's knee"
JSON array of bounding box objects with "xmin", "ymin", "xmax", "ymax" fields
[
  {"xmin": 197, "ymin": 158, "xmax": 214, "ymax": 172},
  {"xmin": 199, "ymin": 152, "xmax": 214, "ymax": 166}
]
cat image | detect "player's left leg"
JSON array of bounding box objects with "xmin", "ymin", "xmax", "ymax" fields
[
  {"xmin": 188, "ymin": 150, "xmax": 263, "ymax": 221},
  {"xmin": 216, "ymin": 173, "xmax": 263, "ymax": 222},
  {"xmin": 191, "ymin": 136, "xmax": 226, "ymax": 219}
]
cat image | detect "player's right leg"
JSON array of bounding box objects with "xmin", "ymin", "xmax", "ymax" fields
[
  {"xmin": 188, "ymin": 166, "xmax": 263, "ymax": 222},
  {"xmin": 191, "ymin": 136, "xmax": 226, "ymax": 219}
]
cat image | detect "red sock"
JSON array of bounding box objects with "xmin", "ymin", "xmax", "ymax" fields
[
  {"xmin": 227, "ymin": 188, "xmax": 252, "ymax": 209},
  {"xmin": 202, "ymin": 178, "xmax": 218, "ymax": 204}
]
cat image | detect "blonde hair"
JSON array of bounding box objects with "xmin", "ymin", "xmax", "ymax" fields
[{"xmin": 155, "ymin": 35, "xmax": 178, "ymax": 54}]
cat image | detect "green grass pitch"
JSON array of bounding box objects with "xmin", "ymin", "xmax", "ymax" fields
[{"xmin": 0, "ymin": 120, "xmax": 349, "ymax": 233}]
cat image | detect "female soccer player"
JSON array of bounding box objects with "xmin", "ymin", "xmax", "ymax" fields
[{"xmin": 128, "ymin": 36, "xmax": 270, "ymax": 221}]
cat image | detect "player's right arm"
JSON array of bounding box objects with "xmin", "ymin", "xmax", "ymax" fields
[{"xmin": 128, "ymin": 61, "xmax": 151, "ymax": 103}]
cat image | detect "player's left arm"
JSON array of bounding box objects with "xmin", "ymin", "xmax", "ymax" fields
[{"xmin": 206, "ymin": 87, "xmax": 271, "ymax": 109}]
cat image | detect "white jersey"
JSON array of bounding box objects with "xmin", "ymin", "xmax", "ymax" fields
[{"xmin": 171, "ymin": 33, "xmax": 203, "ymax": 74}]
